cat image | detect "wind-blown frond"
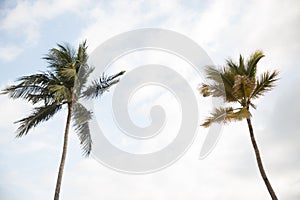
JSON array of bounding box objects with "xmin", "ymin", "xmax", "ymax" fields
[
  {"xmin": 204, "ymin": 66, "xmax": 223, "ymax": 84},
  {"xmin": 43, "ymin": 43, "xmax": 76, "ymax": 87},
  {"xmin": 83, "ymin": 71, "xmax": 125, "ymax": 99},
  {"xmin": 227, "ymin": 107, "xmax": 251, "ymax": 121},
  {"xmin": 246, "ymin": 50, "xmax": 264, "ymax": 79},
  {"xmin": 44, "ymin": 43, "xmax": 75, "ymax": 69},
  {"xmin": 201, "ymin": 107, "xmax": 251, "ymax": 128},
  {"xmin": 1, "ymin": 72, "xmax": 58, "ymax": 105},
  {"xmin": 201, "ymin": 107, "xmax": 233, "ymax": 127},
  {"xmin": 202, "ymin": 66, "xmax": 238, "ymax": 102},
  {"xmin": 72, "ymin": 103, "xmax": 93, "ymax": 156},
  {"xmin": 76, "ymin": 40, "xmax": 88, "ymax": 66},
  {"xmin": 15, "ymin": 103, "xmax": 62, "ymax": 137},
  {"xmin": 74, "ymin": 65, "xmax": 94, "ymax": 99},
  {"xmin": 226, "ymin": 59, "xmax": 239, "ymax": 74},
  {"xmin": 238, "ymin": 55, "xmax": 246, "ymax": 74},
  {"xmin": 199, "ymin": 83, "xmax": 226, "ymax": 98},
  {"xmin": 251, "ymin": 70, "xmax": 279, "ymax": 99}
]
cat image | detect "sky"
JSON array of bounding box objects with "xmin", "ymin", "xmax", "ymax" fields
[{"xmin": 0, "ymin": 0, "xmax": 300, "ymax": 199}]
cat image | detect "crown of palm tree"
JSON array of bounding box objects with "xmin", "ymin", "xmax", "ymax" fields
[
  {"xmin": 200, "ymin": 50, "xmax": 279, "ymax": 127},
  {"xmin": 2, "ymin": 41, "xmax": 125, "ymax": 156}
]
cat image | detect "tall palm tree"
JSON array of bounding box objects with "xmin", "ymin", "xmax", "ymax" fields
[
  {"xmin": 199, "ymin": 50, "xmax": 279, "ymax": 199},
  {"xmin": 1, "ymin": 41, "xmax": 125, "ymax": 200}
]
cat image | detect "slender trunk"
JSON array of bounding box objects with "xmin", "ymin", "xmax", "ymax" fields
[
  {"xmin": 54, "ymin": 102, "xmax": 73, "ymax": 200},
  {"xmin": 246, "ymin": 118, "xmax": 278, "ymax": 200}
]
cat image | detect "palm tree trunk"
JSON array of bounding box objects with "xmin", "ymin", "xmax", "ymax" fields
[
  {"xmin": 246, "ymin": 118, "xmax": 278, "ymax": 200},
  {"xmin": 54, "ymin": 103, "xmax": 73, "ymax": 200}
]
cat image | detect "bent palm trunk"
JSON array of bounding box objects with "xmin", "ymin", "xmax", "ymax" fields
[
  {"xmin": 54, "ymin": 103, "xmax": 73, "ymax": 200},
  {"xmin": 246, "ymin": 118, "xmax": 278, "ymax": 200}
]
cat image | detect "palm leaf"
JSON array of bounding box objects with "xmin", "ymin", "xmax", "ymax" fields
[
  {"xmin": 74, "ymin": 65, "xmax": 94, "ymax": 99},
  {"xmin": 226, "ymin": 59, "xmax": 239, "ymax": 74},
  {"xmin": 199, "ymin": 83, "xmax": 226, "ymax": 98},
  {"xmin": 72, "ymin": 103, "xmax": 93, "ymax": 156},
  {"xmin": 227, "ymin": 107, "xmax": 251, "ymax": 121},
  {"xmin": 201, "ymin": 107, "xmax": 233, "ymax": 127},
  {"xmin": 204, "ymin": 66, "xmax": 223, "ymax": 84},
  {"xmin": 238, "ymin": 55, "xmax": 246, "ymax": 74},
  {"xmin": 15, "ymin": 103, "xmax": 62, "ymax": 137},
  {"xmin": 1, "ymin": 72, "xmax": 57, "ymax": 104},
  {"xmin": 251, "ymin": 70, "xmax": 279, "ymax": 99},
  {"xmin": 246, "ymin": 50, "xmax": 264, "ymax": 79},
  {"xmin": 83, "ymin": 71, "xmax": 125, "ymax": 99}
]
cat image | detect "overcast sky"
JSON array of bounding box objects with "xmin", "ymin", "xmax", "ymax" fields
[{"xmin": 0, "ymin": 0, "xmax": 300, "ymax": 199}]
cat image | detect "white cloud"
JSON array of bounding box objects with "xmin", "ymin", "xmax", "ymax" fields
[
  {"xmin": 0, "ymin": 44, "xmax": 23, "ymax": 62},
  {"xmin": 0, "ymin": 0, "xmax": 90, "ymax": 61}
]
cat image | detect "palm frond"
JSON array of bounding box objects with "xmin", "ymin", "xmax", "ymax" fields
[
  {"xmin": 74, "ymin": 65, "xmax": 94, "ymax": 99},
  {"xmin": 14, "ymin": 103, "xmax": 62, "ymax": 137},
  {"xmin": 238, "ymin": 55, "xmax": 246, "ymax": 74},
  {"xmin": 76, "ymin": 40, "xmax": 88, "ymax": 66},
  {"xmin": 201, "ymin": 107, "xmax": 251, "ymax": 127},
  {"xmin": 72, "ymin": 103, "xmax": 93, "ymax": 156},
  {"xmin": 246, "ymin": 50, "xmax": 264, "ymax": 79},
  {"xmin": 202, "ymin": 66, "xmax": 238, "ymax": 102},
  {"xmin": 251, "ymin": 70, "xmax": 279, "ymax": 99},
  {"xmin": 226, "ymin": 59, "xmax": 239, "ymax": 74},
  {"xmin": 227, "ymin": 107, "xmax": 251, "ymax": 121},
  {"xmin": 204, "ymin": 66, "xmax": 223, "ymax": 84},
  {"xmin": 201, "ymin": 107, "xmax": 233, "ymax": 127},
  {"xmin": 1, "ymin": 72, "xmax": 57, "ymax": 104},
  {"xmin": 199, "ymin": 83, "xmax": 226, "ymax": 98},
  {"xmin": 83, "ymin": 71, "xmax": 125, "ymax": 99},
  {"xmin": 43, "ymin": 43, "xmax": 76, "ymax": 84}
]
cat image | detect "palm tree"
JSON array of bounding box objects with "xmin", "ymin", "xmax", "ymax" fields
[
  {"xmin": 199, "ymin": 50, "xmax": 279, "ymax": 199},
  {"xmin": 1, "ymin": 41, "xmax": 125, "ymax": 200}
]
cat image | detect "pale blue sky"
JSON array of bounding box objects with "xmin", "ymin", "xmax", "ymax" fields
[{"xmin": 1, "ymin": 0, "xmax": 300, "ymax": 199}]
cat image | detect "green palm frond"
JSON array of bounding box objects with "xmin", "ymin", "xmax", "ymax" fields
[
  {"xmin": 246, "ymin": 50, "xmax": 264, "ymax": 79},
  {"xmin": 204, "ymin": 66, "xmax": 223, "ymax": 84},
  {"xmin": 74, "ymin": 65, "xmax": 94, "ymax": 99},
  {"xmin": 76, "ymin": 40, "xmax": 88, "ymax": 66},
  {"xmin": 15, "ymin": 103, "xmax": 62, "ymax": 137},
  {"xmin": 226, "ymin": 59, "xmax": 239, "ymax": 74},
  {"xmin": 83, "ymin": 71, "xmax": 125, "ymax": 99},
  {"xmin": 238, "ymin": 55, "xmax": 246, "ymax": 74},
  {"xmin": 72, "ymin": 103, "xmax": 93, "ymax": 156},
  {"xmin": 43, "ymin": 43, "xmax": 76, "ymax": 84},
  {"xmin": 251, "ymin": 70, "xmax": 279, "ymax": 99},
  {"xmin": 202, "ymin": 66, "xmax": 238, "ymax": 102},
  {"xmin": 1, "ymin": 72, "xmax": 57, "ymax": 105},
  {"xmin": 47, "ymin": 43, "xmax": 75, "ymax": 66}
]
